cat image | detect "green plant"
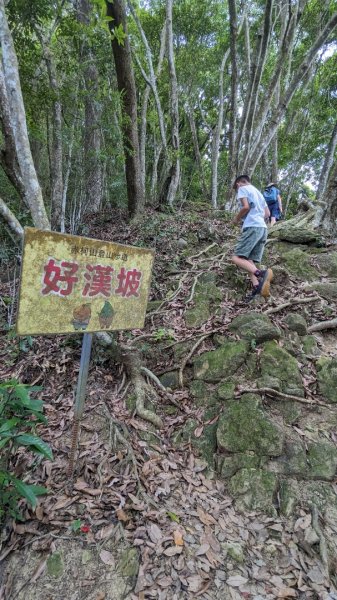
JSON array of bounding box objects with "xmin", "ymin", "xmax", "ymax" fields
[
  {"xmin": 0, "ymin": 380, "xmax": 53, "ymax": 521},
  {"xmin": 153, "ymin": 328, "xmax": 176, "ymax": 341}
]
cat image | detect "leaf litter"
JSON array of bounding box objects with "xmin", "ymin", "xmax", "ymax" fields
[{"xmin": 1, "ymin": 210, "xmax": 337, "ymax": 599}]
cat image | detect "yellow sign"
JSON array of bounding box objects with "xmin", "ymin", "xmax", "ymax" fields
[{"xmin": 17, "ymin": 228, "xmax": 154, "ymax": 335}]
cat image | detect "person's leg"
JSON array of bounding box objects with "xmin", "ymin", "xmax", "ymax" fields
[
  {"xmin": 231, "ymin": 255, "xmax": 260, "ymax": 286},
  {"xmin": 249, "ymin": 229, "xmax": 273, "ymax": 297},
  {"xmin": 269, "ymin": 203, "xmax": 277, "ymax": 226}
]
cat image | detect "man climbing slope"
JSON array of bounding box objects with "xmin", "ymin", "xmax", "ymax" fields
[{"xmin": 231, "ymin": 174, "xmax": 273, "ymax": 302}]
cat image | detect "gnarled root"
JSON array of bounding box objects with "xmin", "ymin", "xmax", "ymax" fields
[{"xmin": 123, "ymin": 350, "xmax": 163, "ymax": 429}]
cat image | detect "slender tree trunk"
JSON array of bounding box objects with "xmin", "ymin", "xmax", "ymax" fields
[
  {"xmin": 0, "ymin": 0, "xmax": 50, "ymax": 229},
  {"xmin": 106, "ymin": 0, "xmax": 144, "ymax": 217},
  {"xmin": 228, "ymin": 0, "xmax": 239, "ymax": 182},
  {"xmin": 165, "ymin": 0, "xmax": 180, "ymax": 207},
  {"xmin": 0, "ymin": 195, "xmax": 24, "ymax": 238},
  {"xmin": 210, "ymin": 50, "xmax": 229, "ymax": 208},
  {"xmin": 187, "ymin": 103, "xmax": 208, "ymax": 200},
  {"xmin": 77, "ymin": 0, "xmax": 103, "ymax": 214},
  {"xmin": 314, "ymin": 160, "xmax": 337, "ymax": 234},
  {"xmin": 138, "ymin": 23, "xmax": 166, "ymax": 194},
  {"xmin": 316, "ymin": 120, "xmax": 337, "ymax": 202}
]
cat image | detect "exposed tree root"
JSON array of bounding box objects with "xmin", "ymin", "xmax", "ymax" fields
[
  {"xmin": 95, "ymin": 332, "xmax": 163, "ymax": 428},
  {"xmin": 123, "ymin": 351, "xmax": 163, "ymax": 428},
  {"xmin": 186, "ymin": 242, "xmax": 218, "ymax": 264},
  {"xmin": 178, "ymin": 335, "xmax": 207, "ymax": 388},
  {"xmin": 264, "ymin": 295, "xmax": 320, "ymax": 315},
  {"xmin": 308, "ymin": 317, "xmax": 337, "ymax": 333},
  {"xmin": 237, "ymin": 386, "xmax": 334, "ymax": 409}
]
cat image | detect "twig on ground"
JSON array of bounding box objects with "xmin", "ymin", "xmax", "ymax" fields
[
  {"xmin": 186, "ymin": 242, "xmax": 218, "ymax": 264},
  {"xmin": 308, "ymin": 317, "xmax": 337, "ymax": 333},
  {"xmin": 186, "ymin": 272, "xmax": 203, "ymax": 303},
  {"xmin": 264, "ymin": 295, "xmax": 320, "ymax": 315},
  {"xmin": 179, "ymin": 335, "xmax": 208, "ymax": 388},
  {"xmin": 237, "ymin": 386, "xmax": 333, "ymax": 409},
  {"xmin": 116, "ymin": 371, "xmax": 126, "ymax": 394}
]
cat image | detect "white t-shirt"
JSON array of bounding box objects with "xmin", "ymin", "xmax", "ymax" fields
[{"xmin": 237, "ymin": 184, "xmax": 267, "ymax": 229}]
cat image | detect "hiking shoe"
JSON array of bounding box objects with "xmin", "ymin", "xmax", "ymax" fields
[
  {"xmin": 256, "ymin": 268, "xmax": 273, "ymax": 298},
  {"xmin": 244, "ymin": 285, "xmax": 259, "ymax": 303}
]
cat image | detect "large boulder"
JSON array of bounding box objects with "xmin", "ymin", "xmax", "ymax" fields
[
  {"xmin": 317, "ymin": 357, "xmax": 337, "ymax": 403},
  {"xmin": 228, "ymin": 313, "xmax": 281, "ymax": 344},
  {"xmin": 309, "ymin": 282, "xmax": 337, "ymax": 300},
  {"xmin": 193, "ymin": 340, "xmax": 248, "ymax": 382},
  {"xmin": 185, "ymin": 272, "xmax": 222, "ymax": 328},
  {"xmin": 217, "ymin": 394, "xmax": 284, "ymax": 456},
  {"xmin": 284, "ymin": 313, "xmax": 307, "ymax": 336},
  {"xmin": 260, "ymin": 341, "xmax": 304, "ymax": 396},
  {"xmin": 315, "ymin": 251, "xmax": 337, "ymax": 277},
  {"xmin": 270, "ymin": 226, "xmax": 324, "ymax": 246},
  {"xmin": 229, "ymin": 468, "xmax": 278, "ymax": 515},
  {"xmin": 282, "ymin": 248, "xmax": 318, "ymax": 281}
]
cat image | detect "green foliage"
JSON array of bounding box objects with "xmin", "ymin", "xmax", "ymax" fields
[{"xmin": 0, "ymin": 380, "xmax": 52, "ymax": 521}]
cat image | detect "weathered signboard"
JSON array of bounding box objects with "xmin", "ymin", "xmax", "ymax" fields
[{"xmin": 17, "ymin": 228, "xmax": 154, "ymax": 335}]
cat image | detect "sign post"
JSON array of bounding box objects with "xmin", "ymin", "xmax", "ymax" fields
[{"xmin": 17, "ymin": 228, "xmax": 154, "ymax": 475}]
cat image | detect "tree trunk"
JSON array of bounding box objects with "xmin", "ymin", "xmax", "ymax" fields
[
  {"xmin": 210, "ymin": 50, "xmax": 229, "ymax": 208},
  {"xmin": 106, "ymin": 0, "xmax": 144, "ymax": 218},
  {"xmin": 0, "ymin": 195, "xmax": 24, "ymax": 238},
  {"xmin": 0, "ymin": 0, "xmax": 50, "ymax": 230},
  {"xmin": 316, "ymin": 120, "xmax": 337, "ymax": 202},
  {"xmin": 187, "ymin": 103, "xmax": 208, "ymax": 201},
  {"xmin": 165, "ymin": 0, "xmax": 180, "ymax": 207},
  {"xmin": 77, "ymin": 0, "xmax": 103, "ymax": 214},
  {"xmin": 314, "ymin": 158, "xmax": 337, "ymax": 233}
]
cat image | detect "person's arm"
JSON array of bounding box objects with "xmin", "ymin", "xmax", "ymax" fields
[
  {"xmin": 232, "ymin": 197, "xmax": 250, "ymax": 224},
  {"xmin": 277, "ymin": 193, "xmax": 283, "ymax": 213}
]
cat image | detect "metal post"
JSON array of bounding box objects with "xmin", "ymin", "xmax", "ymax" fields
[{"xmin": 67, "ymin": 333, "xmax": 93, "ymax": 477}]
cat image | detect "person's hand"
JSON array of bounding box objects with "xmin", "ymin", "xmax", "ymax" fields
[{"xmin": 230, "ymin": 219, "xmax": 239, "ymax": 226}]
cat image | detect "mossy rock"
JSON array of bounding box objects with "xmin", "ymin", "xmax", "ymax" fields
[
  {"xmin": 306, "ymin": 441, "xmax": 337, "ymax": 480},
  {"xmin": 189, "ymin": 380, "xmax": 219, "ymax": 407},
  {"xmin": 172, "ymin": 415, "xmax": 217, "ymax": 466},
  {"xmin": 228, "ymin": 313, "xmax": 281, "ymax": 344},
  {"xmin": 269, "ymin": 432, "xmax": 307, "ymax": 476},
  {"xmin": 217, "ymin": 394, "xmax": 284, "ymax": 456},
  {"xmin": 217, "ymin": 452, "xmax": 266, "ymax": 477},
  {"xmin": 275, "ymin": 401, "xmax": 302, "ymax": 424},
  {"xmin": 159, "ymin": 370, "xmax": 179, "ymax": 390},
  {"xmin": 260, "ymin": 341, "xmax": 304, "ymax": 396},
  {"xmin": 301, "ymin": 335, "xmax": 320, "ymax": 358},
  {"xmin": 315, "ymin": 252, "xmax": 337, "ymax": 277},
  {"xmin": 229, "ymin": 468, "xmax": 278, "ymax": 516},
  {"xmin": 279, "ymin": 479, "xmax": 337, "ymax": 517},
  {"xmin": 284, "ymin": 313, "xmax": 307, "ymax": 336},
  {"xmin": 193, "ymin": 340, "xmax": 248, "ymax": 383},
  {"xmin": 217, "ymin": 381, "xmax": 236, "ymax": 401},
  {"xmin": 282, "ymin": 248, "xmax": 318, "ymax": 281},
  {"xmin": 317, "ymin": 357, "xmax": 337, "ymax": 403},
  {"xmin": 270, "ymin": 226, "xmax": 324, "ymax": 246},
  {"xmin": 173, "ymin": 340, "xmax": 194, "ymax": 361},
  {"xmin": 223, "ymin": 542, "xmax": 245, "ymax": 563},
  {"xmin": 185, "ymin": 302, "xmax": 210, "ymax": 328},
  {"xmin": 310, "ymin": 282, "xmax": 337, "ymax": 300},
  {"xmin": 222, "ymin": 264, "xmax": 247, "ymax": 293}
]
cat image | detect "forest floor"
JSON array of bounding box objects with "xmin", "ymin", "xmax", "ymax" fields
[{"xmin": 1, "ymin": 207, "xmax": 337, "ymax": 600}]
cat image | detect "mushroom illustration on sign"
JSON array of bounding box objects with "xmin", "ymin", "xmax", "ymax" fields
[
  {"xmin": 98, "ymin": 301, "xmax": 114, "ymax": 329},
  {"xmin": 72, "ymin": 303, "xmax": 91, "ymax": 330}
]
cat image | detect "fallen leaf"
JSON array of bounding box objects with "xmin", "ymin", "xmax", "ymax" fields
[
  {"xmin": 276, "ymin": 588, "xmax": 297, "ymax": 598},
  {"xmin": 173, "ymin": 530, "xmax": 184, "ymax": 546},
  {"xmin": 195, "ymin": 543, "xmax": 210, "ymax": 556},
  {"xmin": 187, "ymin": 574, "xmax": 204, "ymax": 592},
  {"xmin": 95, "ymin": 593, "xmax": 105, "ymax": 600},
  {"xmin": 96, "ymin": 524, "xmax": 116, "ymax": 541},
  {"xmin": 99, "ymin": 550, "xmax": 115, "ymax": 566},
  {"xmin": 194, "ymin": 425, "xmax": 204, "ymax": 438},
  {"xmin": 196, "ymin": 506, "xmax": 217, "ymax": 526},
  {"xmin": 148, "ymin": 523, "xmax": 163, "ymax": 544},
  {"xmin": 163, "ymin": 546, "xmax": 183, "ymax": 556},
  {"xmin": 116, "ymin": 508, "xmax": 128, "ymax": 522},
  {"xmin": 226, "ymin": 575, "xmax": 249, "ymax": 587}
]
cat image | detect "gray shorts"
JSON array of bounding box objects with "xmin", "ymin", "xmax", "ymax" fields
[{"xmin": 234, "ymin": 226, "xmax": 268, "ymax": 263}]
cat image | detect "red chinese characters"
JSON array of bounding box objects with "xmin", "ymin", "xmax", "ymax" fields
[
  {"xmin": 41, "ymin": 259, "xmax": 142, "ymax": 298},
  {"xmin": 42, "ymin": 259, "xmax": 79, "ymax": 296},
  {"xmin": 115, "ymin": 267, "xmax": 142, "ymax": 297},
  {"xmin": 82, "ymin": 265, "xmax": 114, "ymax": 297}
]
